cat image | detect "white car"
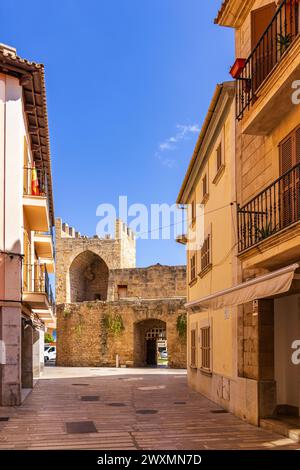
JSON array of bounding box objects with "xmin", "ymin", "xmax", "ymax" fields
[{"xmin": 44, "ymin": 345, "xmax": 56, "ymax": 362}]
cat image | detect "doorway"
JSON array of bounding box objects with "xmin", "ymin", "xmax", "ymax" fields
[
  {"xmin": 21, "ymin": 317, "xmax": 33, "ymax": 391},
  {"xmin": 146, "ymin": 338, "xmax": 157, "ymax": 365},
  {"xmin": 134, "ymin": 319, "xmax": 167, "ymax": 367},
  {"xmin": 274, "ymin": 294, "xmax": 300, "ymax": 418}
]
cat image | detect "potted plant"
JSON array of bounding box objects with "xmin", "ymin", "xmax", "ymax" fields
[
  {"xmin": 229, "ymin": 58, "xmax": 246, "ymax": 79},
  {"xmin": 277, "ymin": 32, "xmax": 292, "ymax": 55}
]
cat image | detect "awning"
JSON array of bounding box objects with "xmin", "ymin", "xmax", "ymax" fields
[{"xmin": 186, "ymin": 263, "xmax": 299, "ymax": 311}]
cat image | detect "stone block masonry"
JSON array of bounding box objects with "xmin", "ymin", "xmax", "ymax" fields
[
  {"xmin": 56, "ymin": 298, "xmax": 187, "ymax": 368},
  {"xmin": 55, "ymin": 217, "xmax": 187, "ymax": 369}
]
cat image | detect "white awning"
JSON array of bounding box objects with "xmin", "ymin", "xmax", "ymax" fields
[{"xmin": 186, "ymin": 263, "xmax": 299, "ymax": 311}]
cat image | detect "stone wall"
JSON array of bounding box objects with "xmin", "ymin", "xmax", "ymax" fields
[
  {"xmin": 108, "ymin": 265, "xmax": 186, "ymax": 300},
  {"xmin": 56, "ymin": 299, "xmax": 187, "ymax": 369}
]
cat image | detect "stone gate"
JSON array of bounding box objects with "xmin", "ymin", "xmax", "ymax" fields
[{"xmin": 55, "ymin": 218, "xmax": 187, "ymax": 368}]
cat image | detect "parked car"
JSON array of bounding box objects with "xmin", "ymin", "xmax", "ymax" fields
[{"xmin": 44, "ymin": 345, "xmax": 56, "ymax": 362}]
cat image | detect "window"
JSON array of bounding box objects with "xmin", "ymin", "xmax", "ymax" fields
[
  {"xmin": 201, "ymin": 234, "xmax": 211, "ymax": 273},
  {"xmin": 191, "ymin": 199, "xmax": 196, "ymax": 224},
  {"xmin": 117, "ymin": 285, "xmax": 128, "ymax": 299},
  {"xmin": 202, "ymin": 174, "xmax": 208, "ymax": 198},
  {"xmin": 216, "ymin": 143, "xmax": 222, "ymax": 172},
  {"xmin": 190, "ymin": 254, "xmax": 196, "ymax": 282},
  {"xmin": 190, "ymin": 329, "xmax": 197, "ymax": 368},
  {"xmin": 201, "ymin": 326, "xmax": 211, "ymax": 371}
]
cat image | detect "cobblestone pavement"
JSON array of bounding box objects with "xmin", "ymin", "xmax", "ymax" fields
[{"xmin": 0, "ymin": 367, "xmax": 299, "ymax": 450}]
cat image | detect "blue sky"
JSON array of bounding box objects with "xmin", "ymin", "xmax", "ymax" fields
[{"xmin": 1, "ymin": 0, "xmax": 234, "ymax": 267}]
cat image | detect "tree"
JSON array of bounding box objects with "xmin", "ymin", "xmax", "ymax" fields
[{"xmin": 45, "ymin": 332, "xmax": 54, "ymax": 343}]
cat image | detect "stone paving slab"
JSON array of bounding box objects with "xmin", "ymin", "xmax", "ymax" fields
[{"xmin": 0, "ymin": 367, "xmax": 299, "ymax": 450}]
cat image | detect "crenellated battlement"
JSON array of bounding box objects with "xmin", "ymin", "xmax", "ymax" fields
[
  {"xmin": 55, "ymin": 217, "xmax": 136, "ymax": 304},
  {"xmin": 55, "ymin": 218, "xmax": 134, "ymax": 242}
]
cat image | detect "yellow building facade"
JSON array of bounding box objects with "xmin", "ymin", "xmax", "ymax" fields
[{"xmin": 178, "ymin": 0, "xmax": 300, "ymax": 439}]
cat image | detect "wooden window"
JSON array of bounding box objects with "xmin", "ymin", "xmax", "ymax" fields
[
  {"xmin": 201, "ymin": 326, "xmax": 211, "ymax": 371},
  {"xmin": 279, "ymin": 126, "xmax": 300, "ymax": 227},
  {"xmin": 216, "ymin": 143, "xmax": 222, "ymax": 172},
  {"xmin": 117, "ymin": 285, "xmax": 128, "ymax": 299},
  {"xmin": 190, "ymin": 329, "xmax": 197, "ymax": 368},
  {"xmin": 201, "ymin": 234, "xmax": 211, "ymax": 273},
  {"xmin": 190, "ymin": 254, "xmax": 196, "ymax": 282}
]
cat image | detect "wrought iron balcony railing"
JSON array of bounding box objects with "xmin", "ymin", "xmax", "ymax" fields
[
  {"xmin": 236, "ymin": 0, "xmax": 299, "ymax": 120},
  {"xmin": 23, "ymin": 262, "xmax": 52, "ymax": 302},
  {"xmin": 237, "ymin": 162, "xmax": 300, "ymax": 252},
  {"xmin": 23, "ymin": 166, "xmax": 48, "ymax": 197}
]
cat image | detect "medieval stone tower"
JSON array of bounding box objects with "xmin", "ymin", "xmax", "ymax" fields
[{"xmin": 55, "ymin": 218, "xmax": 136, "ymax": 304}]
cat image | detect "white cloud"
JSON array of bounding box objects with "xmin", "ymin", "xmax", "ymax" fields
[
  {"xmin": 155, "ymin": 152, "xmax": 176, "ymax": 169},
  {"xmin": 159, "ymin": 142, "xmax": 175, "ymax": 151},
  {"xmin": 158, "ymin": 123, "xmax": 200, "ymax": 152},
  {"xmin": 156, "ymin": 122, "xmax": 200, "ymax": 169}
]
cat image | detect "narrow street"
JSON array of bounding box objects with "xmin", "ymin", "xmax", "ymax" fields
[{"xmin": 0, "ymin": 368, "xmax": 298, "ymax": 450}]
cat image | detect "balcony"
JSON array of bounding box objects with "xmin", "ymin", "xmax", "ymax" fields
[
  {"xmin": 34, "ymin": 229, "xmax": 55, "ymax": 273},
  {"xmin": 237, "ymin": 162, "xmax": 300, "ymax": 267},
  {"xmin": 236, "ymin": 0, "xmax": 300, "ymax": 134},
  {"xmin": 23, "ymin": 166, "xmax": 50, "ymax": 231},
  {"xmin": 22, "ymin": 262, "xmax": 53, "ymax": 311}
]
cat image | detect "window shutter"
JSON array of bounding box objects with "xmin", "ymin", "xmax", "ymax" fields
[
  {"xmin": 296, "ymin": 127, "xmax": 300, "ymax": 164},
  {"xmin": 251, "ymin": 3, "xmax": 276, "ymax": 50},
  {"xmin": 202, "ymin": 174, "xmax": 207, "ymax": 197},
  {"xmin": 191, "ymin": 329, "xmax": 196, "ymax": 367},
  {"xmin": 216, "ymin": 144, "xmax": 222, "ymax": 171},
  {"xmin": 280, "ymin": 134, "xmax": 294, "ymax": 227},
  {"xmin": 296, "ymin": 127, "xmax": 300, "ymax": 220},
  {"xmin": 190, "ymin": 254, "xmax": 196, "ymax": 281},
  {"xmin": 280, "ymin": 135, "xmax": 293, "ymax": 174}
]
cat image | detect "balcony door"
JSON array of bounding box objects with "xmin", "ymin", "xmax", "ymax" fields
[
  {"xmin": 280, "ymin": 126, "xmax": 300, "ymax": 228},
  {"xmin": 251, "ymin": 3, "xmax": 277, "ymax": 92}
]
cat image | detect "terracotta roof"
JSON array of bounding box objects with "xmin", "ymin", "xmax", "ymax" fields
[
  {"xmin": 214, "ymin": 0, "xmax": 230, "ymax": 24},
  {"xmin": 0, "ymin": 45, "xmax": 54, "ymax": 225}
]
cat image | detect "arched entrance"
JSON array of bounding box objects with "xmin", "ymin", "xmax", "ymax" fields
[
  {"xmin": 69, "ymin": 250, "xmax": 109, "ymax": 302},
  {"xmin": 134, "ymin": 319, "xmax": 167, "ymax": 367}
]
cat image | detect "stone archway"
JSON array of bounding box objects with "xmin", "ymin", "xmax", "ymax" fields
[
  {"xmin": 69, "ymin": 250, "xmax": 109, "ymax": 302},
  {"xmin": 134, "ymin": 319, "xmax": 167, "ymax": 367}
]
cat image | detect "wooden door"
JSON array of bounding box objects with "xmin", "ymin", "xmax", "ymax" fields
[{"xmin": 251, "ymin": 3, "xmax": 277, "ymax": 91}]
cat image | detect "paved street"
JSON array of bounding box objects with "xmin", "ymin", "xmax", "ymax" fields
[{"xmin": 0, "ymin": 367, "xmax": 299, "ymax": 450}]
